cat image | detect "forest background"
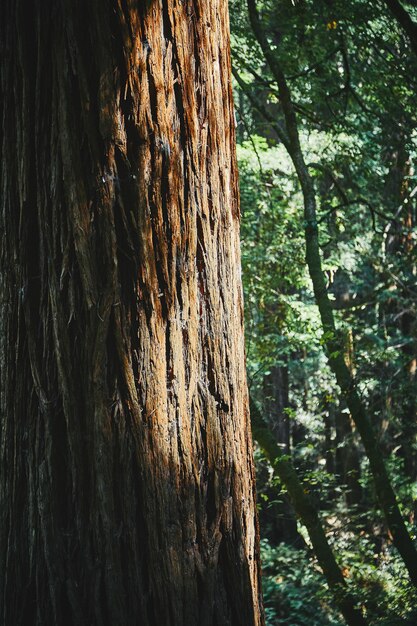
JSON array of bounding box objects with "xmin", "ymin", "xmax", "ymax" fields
[{"xmin": 231, "ymin": 1, "xmax": 417, "ymax": 624}]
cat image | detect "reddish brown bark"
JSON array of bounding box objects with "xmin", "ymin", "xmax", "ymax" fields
[{"xmin": 0, "ymin": 1, "xmax": 263, "ymax": 624}]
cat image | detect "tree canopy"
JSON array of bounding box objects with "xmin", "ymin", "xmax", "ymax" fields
[{"xmin": 231, "ymin": 1, "xmax": 417, "ymax": 624}]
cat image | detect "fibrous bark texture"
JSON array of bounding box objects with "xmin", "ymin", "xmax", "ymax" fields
[{"xmin": 0, "ymin": 1, "xmax": 263, "ymax": 624}]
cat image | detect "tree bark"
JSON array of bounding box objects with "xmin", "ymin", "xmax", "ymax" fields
[{"xmin": 0, "ymin": 1, "xmax": 263, "ymax": 624}]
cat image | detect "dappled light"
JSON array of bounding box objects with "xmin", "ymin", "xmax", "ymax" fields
[{"xmin": 232, "ymin": 0, "xmax": 417, "ymax": 624}]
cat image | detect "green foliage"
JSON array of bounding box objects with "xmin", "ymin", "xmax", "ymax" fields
[
  {"xmin": 232, "ymin": 0, "xmax": 417, "ymax": 622},
  {"xmin": 261, "ymin": 498, "xmax": 417, "ymax": 625},
  {"xmin": 238, "ymin": 136, "xmax": 317, "ymax": 370},
  {"xmin": 261, "ymin": 539, "xmax": 343, "ymax": 626}
]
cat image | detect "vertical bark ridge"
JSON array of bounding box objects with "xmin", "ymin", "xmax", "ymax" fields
[{"xmin": 0, "ymin": 0, "xmax": 263, "ymax": 624}]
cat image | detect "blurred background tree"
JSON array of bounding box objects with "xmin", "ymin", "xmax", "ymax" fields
[{"xmin": 230, "ymin": 0, "xmax": 417, "ymax": 623}]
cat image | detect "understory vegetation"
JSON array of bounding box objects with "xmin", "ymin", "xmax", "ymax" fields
[{"xmin": 231, "ymin": 1, "xmax": 417, "ymax": 623}]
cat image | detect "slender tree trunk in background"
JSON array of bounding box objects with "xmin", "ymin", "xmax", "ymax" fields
[
  {"xmin": 322, "ymin": 400, "xmax": 336, "ymax": 477},
  {"xmin": 321, "ymin": 394, "xmax": 363, "ymax": 508},
  {"xmin": 334, "ymin": 406, "xmax": 362, "ymax": 507},
  {"xmin": 399, "ymin": 311, "xmax": 417, "ymax": 481},
  {"xmin": 261, "ymin": 365, "xmax": 304, "ymax": 546},
  {"xmin": 245, "ymin": 0, "xmax": 417, "ymax": 589},
  {"xmin": 0, "ymin": 1, "xmax": 264, "ymax": 624},
  {"xmin": 250, "ymin": 398, "xmax": 369, "ymax": 626},
  {"xmin": 264, "ymin": 362, "xmax": 290, "ymax": 453},
  {"xmin": 383, "ymin": 142, "xmax": 417, "ymax": 480}
]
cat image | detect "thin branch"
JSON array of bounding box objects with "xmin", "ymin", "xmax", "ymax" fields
[
  {"xmin": 234, "ymin": 54, "xmax": 333, "ymax": 128},
  {"xmin": 318, "ymin": 197, "xmax": 394, "ymax": 228},
  {"xmin": 246, "ymin": 0, "xmax": 417, "ymax": 588},
  {"xmin": 232, "ymin": 68, "xmax": 291, "ymax": 149},
  {"xmin": 286, "ymin": 47, "xmax": 341, "ymax": 80},
  {"xmin": 308, "ymin": 162, "xmax": 349, "ymax": 204}
]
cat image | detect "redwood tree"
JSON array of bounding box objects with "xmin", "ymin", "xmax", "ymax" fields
[{"xmin": 0, "ymin": 1, "xmax": 263, "ymax": 624}]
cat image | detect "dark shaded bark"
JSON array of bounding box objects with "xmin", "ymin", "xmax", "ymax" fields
[
  {"xmin": 245, "ymin": 0, "xmax": 417, "ymax": 590},
  {"xmin": 0, "ymin": 1, "xmax": 264, "ymax": 624}
]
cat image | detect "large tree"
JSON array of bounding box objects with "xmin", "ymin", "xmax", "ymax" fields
[{"xmin": 0, "ymin": 1, "xmax": 263, "ymax": 624}]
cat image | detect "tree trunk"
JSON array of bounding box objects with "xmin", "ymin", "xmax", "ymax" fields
[
  {"xmin": 263, "ymin": 362, "xmax": 290, "ymax": 453},
  {"xmin": 0, "ymin": 1, "xmax": 263, "ymax": 625},
  {"xmin": 383, "ymin": 141, "xmax": 417, "ymax": 480},
  {"xmin": 334, "ymin": 405, "xmax": 362, "ymax": 507},
  {"xmin": 261, "ymin": 364, "xmax": 304, "ymax": 546},
  {"xmin": 245, "ymin": 0, "xmax": 417, "ymax": 590},
  {"xmin": 250, "ymin": 398, "xmax": 368, "ymax": 626}
]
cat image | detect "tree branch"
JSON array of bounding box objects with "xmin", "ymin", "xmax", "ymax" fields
[
  {"xmin": 232, "ymin": 68, "xmax": 291, "ymax": 149},
  {"xmin": 250, "ymin": 396, "xmax": 368, "ymax": 626},
  {"xmin": 246, "ymin": 0, "xmax": 417, "ymax": 588}
]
